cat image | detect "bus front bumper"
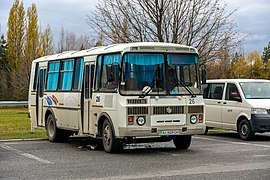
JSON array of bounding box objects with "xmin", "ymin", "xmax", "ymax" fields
[{"xmin": 117, "ymin": 125, "xmax": 205, "ymax": 138}]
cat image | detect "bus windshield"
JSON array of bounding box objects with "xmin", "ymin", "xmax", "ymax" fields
[
  {"xmin": 120, "ymin": 53, "xmax": 200, "ymax": 96},
  {"xmin": 240, "ymin": 82, "xmax": 270, "ymax": 99}
]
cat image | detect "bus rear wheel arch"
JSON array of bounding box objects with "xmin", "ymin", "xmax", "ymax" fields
[{"xmin": 45, "ymin": 113, "xmax": 69, "ymax": 142}]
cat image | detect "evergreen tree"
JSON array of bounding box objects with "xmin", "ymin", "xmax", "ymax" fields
[
  {"xmin": 0, "ymin": 34, "xmax": 8, "ymax": 70},
  {"xmin": 262, "ymin": 41, "xmax": 270, "ymax": 64}
]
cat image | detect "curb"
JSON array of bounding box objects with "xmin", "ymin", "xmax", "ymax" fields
[{"xmin": 0, "ymin": 138, "xmax": 47, "ymax": 142}]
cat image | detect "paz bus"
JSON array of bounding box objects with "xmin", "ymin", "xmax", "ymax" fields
[{"xmin": 28, "ymin": 42, "xmax": 205, "ymax": 153}]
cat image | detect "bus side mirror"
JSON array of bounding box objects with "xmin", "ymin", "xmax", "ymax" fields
[{"xmin": 201, "ymin": 66, "xmax": 206, "ymax": 84}]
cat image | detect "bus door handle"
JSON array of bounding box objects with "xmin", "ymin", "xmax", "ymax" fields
[
  {"xmin": 223, "ymin": 102, "xmax": 227, "ymax": 104},
  {"xmin": 217, "ymin": 101, "xmax": 221, "ymax": 104}
]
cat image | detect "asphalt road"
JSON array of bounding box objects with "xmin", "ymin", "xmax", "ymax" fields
[{"xmin": 1, "ymin": 131, "xmax": 270, "ymax": 180}]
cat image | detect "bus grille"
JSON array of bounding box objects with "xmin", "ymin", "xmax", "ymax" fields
[
  {"xmin": 152, "ymin": 106, "xmax": 184, "ymax": 115},
  {"xmin": 188, "ymin": 106, "xmax": 204, "ymax": 113},
  {"xmin": 128, "ymin": 107, "xmax": 149, "ymax": 115},
  {"xmin": 127, "ymin": 99, "xmax": 147, "ymax": 104}
]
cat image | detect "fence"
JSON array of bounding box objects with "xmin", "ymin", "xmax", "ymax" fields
[{"xmin": 0, "ymin": 101, "xmax": 28, "ymax": 107}]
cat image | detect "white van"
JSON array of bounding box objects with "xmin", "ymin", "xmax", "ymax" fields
[{"xmin": 202, "ymin": 79, "xmax": 270, "ymax": 140}]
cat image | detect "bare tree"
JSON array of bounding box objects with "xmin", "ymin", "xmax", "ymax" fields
[
  {"xmin": 75, "ymin": 35, "xmax": 92, "ymax": 50},
  {"xmin": 87, "ymin": 0, "xmax": 243, "ymax": 65}
]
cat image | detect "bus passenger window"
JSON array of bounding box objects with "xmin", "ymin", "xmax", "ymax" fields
[
  {"xmin": 59, "ymin": 59, "xmax": 74, "ymax": 91},
  {"xmin": 73, "ymin": 58, "xmax": 84, "ymax": 91},
  {"xmin": 47, "ymin": 61, "xmax": 60, "ymax": 91}
]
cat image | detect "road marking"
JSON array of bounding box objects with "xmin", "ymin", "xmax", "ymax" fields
[
  {"xmin": 194, "ymin": 136, "xmax": 270, "ymax": 148},
  {"xmin": 0, "ymin": 144, "xmax": 53, "ymax": 164},
  {"xmin": 92, "ymin": 162, "xmax": 270, "ymax": 180}
]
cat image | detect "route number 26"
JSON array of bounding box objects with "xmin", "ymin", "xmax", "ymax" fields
[{"xmin": 189, "ymin": 98, "xmax": 195, "ymax": 104}]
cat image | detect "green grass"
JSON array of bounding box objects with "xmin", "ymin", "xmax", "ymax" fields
[{"xmin": 0, "ymin": 107, "xmax": 47, "ymax": 140}]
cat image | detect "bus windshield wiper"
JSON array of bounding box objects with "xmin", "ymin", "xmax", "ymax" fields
[{"xmin": 178, "ymin": 81, "xmax": 196, "ymax": 97}]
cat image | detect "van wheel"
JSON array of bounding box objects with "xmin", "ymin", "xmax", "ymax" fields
[
  {"xmin": 173, "ymin": 135, "xmax": 192, "ymax": 150},
  {"xmin": 102, "ymin": 119, "xmax": 123, "ymax": 153},
  {"xmin": 238, "ymin": 119, "xmax": 254, "ymax": 140},
  {"xmin": 46, "ymin": 114, "xmax": 69, "ymax": 142},
  {"xmin": 204, "ymin": 126, "xmax": 209, "ymax": 134}
]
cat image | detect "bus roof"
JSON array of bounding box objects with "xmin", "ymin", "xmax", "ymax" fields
[{"xmin": 33, "ymin": 42, "xmax": 198, "ymax": 63}]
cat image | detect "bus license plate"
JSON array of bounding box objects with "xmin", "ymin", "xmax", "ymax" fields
[{"xmin": 160, "ymin": 130, "xmax": 179, "ymax": 135}]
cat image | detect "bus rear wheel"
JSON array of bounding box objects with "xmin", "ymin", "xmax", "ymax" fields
[
  {"xmin": 102, "ymin": 119, "xmax": 123, "ymax": 153},
  {"xmin": 173, "ymin": 135, "xmax": 192, "ymax": 150},
  {"xmin": 46, "ymin": 114, "xmax": 69, "ymax": 142}
]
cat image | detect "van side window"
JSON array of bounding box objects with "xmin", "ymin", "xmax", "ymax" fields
[
  {"xmin": 225, "ymin": 83, "xmax": 240, "ymax": 101},
  {"xmin": 201, "ymin": 84, "xmax": 209, "ymax": 98},
  {"xmin": 208, "ymin": 83, "xmax": 225, "ymax": 100}
]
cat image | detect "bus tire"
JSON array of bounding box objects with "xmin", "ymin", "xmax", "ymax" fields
[
  {"xmin": 173, "ymin": 135, "xmax": 192, "ymax": 150},
  {"xmin": 238, "ymin": 119, "xmax": 254, "ymax": 140},
  {"xmin": 46, "ymin": 114, "xmax": 67, "ymax": 142},
  {"xmin": 102, "ymin": 119, "xmax": 123, "ymax": 153}
]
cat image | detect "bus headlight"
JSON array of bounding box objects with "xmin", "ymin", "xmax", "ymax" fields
[
  {"xmin": 190, "ymin": 115, "xmax": 197, "ymax": 124},
  {"xmin": 137, "ymin": 116, "xmax": 146, "ymax": 126}
]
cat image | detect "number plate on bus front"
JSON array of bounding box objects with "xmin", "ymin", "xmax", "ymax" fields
[{"xmin": 160, "ymin": 130, "xmax": 179, "ymax": 135}]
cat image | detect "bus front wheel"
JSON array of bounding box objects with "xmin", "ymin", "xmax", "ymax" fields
[
  {"xmin": 173, "ymin": 135, "xmax": 192, "ymax": 150},
  {"xmin": 102, "ymin": 119, "xmax": 123, "ymax": 153}
]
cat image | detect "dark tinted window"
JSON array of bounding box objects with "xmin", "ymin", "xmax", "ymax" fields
[{"xmin": 204, "ymin": 83, "xmax": 225, "ymax": 100}]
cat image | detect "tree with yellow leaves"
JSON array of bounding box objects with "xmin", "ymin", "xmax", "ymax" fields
[
  {"xmin": 230, "ymin": 56, "xmax": 249, "ymax": 78},
  {"xmin": 246, "ymin": 51, "xmax": 265, "ymax": 79}
]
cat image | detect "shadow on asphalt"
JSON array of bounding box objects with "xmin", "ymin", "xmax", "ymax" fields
[
  {"xmin": 205, "ymin": 130, "xmax": 270, "ymax": 141},
  {"xmin": 61, "ymin": 137, "xmax": 199, "ymax": 154}
]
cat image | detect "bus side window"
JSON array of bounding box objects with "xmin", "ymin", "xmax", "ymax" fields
[
  {"xmin": 85, "ymin": 65, "xmax": 90, "ymax": 99},
  {"xmin": 95, "ymin": 56, "xmax": 102, "ymax": 91},
  {"xmin": 99, "ymin": 53, "xmax": 121, "ymax": 91},
  {"xmin": 46, "ymin": 61, "xmax": 60, "ymax": 91},
  {"xmin": 33, "ymin": 62, "xmax": 39, "ymax": 91},
  {"xmin": 59, "ymin": 59, "xmax": 74, "ymax": 91},
  {"xmin": 73, "ymin": 58, "xmax": 84, "ymax": 91},
  {"xmin": 90, "ymin": 65, "xmax": 95, "ymax": 98}
]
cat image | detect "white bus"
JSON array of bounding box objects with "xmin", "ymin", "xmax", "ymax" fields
[{"xmin": 28, "ymin": 42, "xmax": 205, "ymax": 153}]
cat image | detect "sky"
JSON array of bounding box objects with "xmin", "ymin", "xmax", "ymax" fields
[{"xmin": 0, "ymin": 0, "xmax": 270, "ymax": 54}]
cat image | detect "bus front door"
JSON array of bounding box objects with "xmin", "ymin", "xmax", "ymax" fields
[
  {"xmin": 36, "ymin": 68, "xmax": 46, "ymax": 126},
  {"xmin": 82, "ymin": 63, "xmax": 95, "ymax": 134}
]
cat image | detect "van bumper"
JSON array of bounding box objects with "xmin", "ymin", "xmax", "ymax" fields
[{"xmin": 250, "ymin": 114, "xmax": 270, "ymax": 132}]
